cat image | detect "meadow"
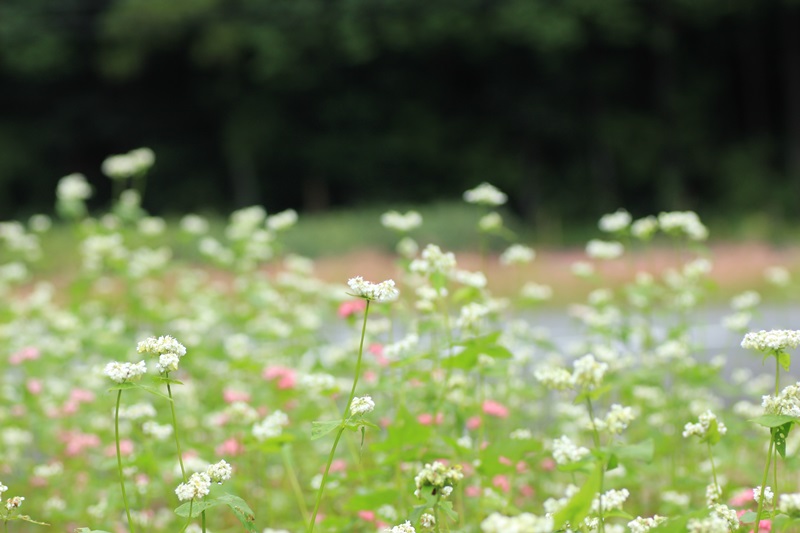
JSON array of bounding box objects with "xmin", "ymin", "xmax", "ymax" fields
[{"xmin": 2, "ymin": 157, "xmax": 800, "ymax": 532}]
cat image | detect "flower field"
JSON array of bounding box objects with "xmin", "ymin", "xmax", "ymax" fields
[{"xmin": 3, "ymin": 162, "xmax": 800, "ymax": 533}]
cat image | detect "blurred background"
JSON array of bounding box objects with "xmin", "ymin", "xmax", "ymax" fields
[{"xmin": 1, "ymin": 0, "xmax": 799, "ymax": 237}]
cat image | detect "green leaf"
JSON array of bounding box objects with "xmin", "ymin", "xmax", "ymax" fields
[
  {"xmin": 751, "ymin": 415, "xmax": 797, "ymax": 428},
  {"xmin": 153, "ymin": 376, "xmax": 184, "ymax": 386},
  {"xmin": 610, "ymin": 439, "xmax": 654, "ymax": 463},
  {"xmin": 135, "ymin": 383, "xmax": 174, "ymax": 401},
  {"xmin": 344, "ymin": 418, "xmax": 380, "ymax": 432},
  {"xmin": 14, "ymin": 516, "xmax": 49, "ymax": 526},
  {"xmin": 553, "ymin": 461, "xmax": 602, "ymax": 529},
  {"xmin": 107, "ymin": 382, "xmax": 139, "ymax": 392},
  {"xmin": 773, "ymin": 422, "xmax": 793, "ymax": 458},
  {"xmin": 409, "ymin": 503, "xmax": 429, "ymax": 525},
  {"xmin": 439, "ymin": 500, "xmax": 459, "ymax": 522},
  {"xmin": 311, "ymin": 420, "xmax": 342, "ymax": 440},
  {"xmin": 739, "ymin": 511, "xmax": 757, "ymax": 523},
  {"xmin": 175, "ymin": 494, "xmax": 257, "ymax": 533},
  {"xmin": 702, "ymin": 418, "xmax": 722, "ymax": 446},
  {"xmin": 779, "ymin": 351, "xmax": 792, "ymax": 372}
]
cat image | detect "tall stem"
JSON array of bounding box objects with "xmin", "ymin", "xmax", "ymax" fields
[
  {"xmin": 115, "ymin": 390, "xmax": 136, "ymax": 533},
  {"xmin": 707, "ymin": 442, "xmax": 719, "ymax": 491},
  {"xmin": 201, "ymin": 510, "xmax": 206, "ymax": 533},
  {"xmin": 585, "ymin": 397, "xmax": 605, "ymax": 533},
  {"xmin": 282, "ymin": 444, "xmax": 311, "ymax": 525},
  {"xmin": 308, "ymin": 300, "xmax": 371, "ymax": 532},
  {"xmin": 167, "ymin": 379, "xmax": 187, "ymax": 482},
  {"xmin": 755, "ymin": 356, "xmax": 782, "ymax": 526}
]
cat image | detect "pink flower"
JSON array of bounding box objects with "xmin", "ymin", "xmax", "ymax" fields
[
  {"xmin": 465, "ymin": 486, "xmax": 481, "ymax": 498},
  {"xmin": 498, "ymin": 456, "xmax": 512, "ymax": 466},
  {"xmin": 26, "ymin": 379, "xmax": 42, "ymax": 395},
  {"xmin": 364, "ymin": 370, "xmax": 378, "ymax": 383},
  {"xmin": 520, "ymin": 485, "xmax": 535, "ymax": 498},
  {"xmin": 262, "ymin": 366, "xmax": 296, "ymax": 390},
  {"xmin": 61, "ymin": 431, "xmax": 101, "ymax": 456},
  {"xmin": 105, "ymin": 439, "xmax": 134, "ymax": 457},
  {"xmin": 70, "ymin": 389, "xmax": 95, "ymax": 403},
  {"xmin": 223, "ymin": 389, "xmax": 251, "ymax": 404},
  {"xmin": 338, "ymin": 299, "xmax": 367, "ymax": 318},
  {"xmin": 492, "ymin": 475, "xmax": 510, "ymax": 493},
  {"xmin": 9, "ymin": 346, "xmax": 39, "ymax": 365},
  {"xmin": 482, "ymin": 400, "xmax": 509, "ymax": 418},
  {"xmin": 216, "ymin": 438, "xmax": 244, "ymax": 456},
  {"xmin": 369, "ymin": 344, "xmax": 390, "ymax": 366},
  {"xmin": 329, "ymin": 459, "xmax": 347, "ymax": 473},
  {"xmin": 466, "ymin": 416, "xmax": 482, "ymax": 430},
  {"xmin": 358, "ymin": 510, "xmax": 376, "ymax": 522},
  {"xmin": 540, "ymin": 458, "xmax": 556, "ymax": 471},
  {"xmin": 417, "ymin": 413, "xmax": 444, "ymax": 426}
]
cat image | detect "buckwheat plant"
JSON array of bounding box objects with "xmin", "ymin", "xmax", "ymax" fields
[
  {"xmin": 682, "ymin": 410, "xmax": 727, "ymax": 500},
  {"xmin": 308, "ymin": 277, "xmax": 398, "ymax": 532},
  {"xmin": 741, "ymin": 329, "xmax": 800, "ymax": 527},
  {"xmin": 105, "ymin": 358, "xmax": 148, "ymax": 532},
  {"xmin": 411, "ymin": 461, "xmax": 464, "ymax": 532},
  {"xmin": 0, "ymin": 482, "xmax": 47, "ymax": 532}
]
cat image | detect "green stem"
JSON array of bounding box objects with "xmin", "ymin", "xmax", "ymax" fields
[
  {"xmin": 180, "ymin": 501, "xmax": 194, "ymax": 533},
  {"xmin": 585, "ymin": 397, "xmax": 605, "ymax": 533},
  {"xmin": 308, "ymin": 300, "xmax": 371, "ymax": 532},
  {"xmin": 115, "ymin": 390, "xmax": 136, "ymax": 533},
  {"xmin": 201, "ymin": 510, "xmax": 206, "ymax": 533},
  {"xmin": 707, "ymin": 442, "xmax": 719, "ymax": 492},
  {"xmin": 166, "ymin": 378, "xmax": 187, "ymax": 482},
  {"xmin": 754, "ymin": 439, "xmax": 774, "ymax": 527},
  {"xmin": 434, "ymin": 500, "xmax": 441, "ymax": 533},
  {"xmin": 282, "ymin": 445, "xmax": 311, "ymax": 525}
]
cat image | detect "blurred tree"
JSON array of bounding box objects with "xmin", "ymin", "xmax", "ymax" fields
[{"xmin": 0, "ymin": 0, "xmax": 793, "ymax": 226}]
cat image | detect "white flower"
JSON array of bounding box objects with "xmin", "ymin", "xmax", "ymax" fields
[
  {"xmin": 478, "ymin": 212, "xmax": 503, "ymax": 232},
  {"xmin": 457, "ymin": 302, "xmax": 490, "ymax": 329},
  {"xmin": 779, "ymin": 493, "xmax": 800, "ymax": 515},
  {"xmin": 658, "ymin": 211, "xmax": 708, "ymax": 240},
  {"xmin": 347, "ymin": 276, "xmax": 399, "ymax": 302},
  {"xmin": 104, "ymin": 360, "xmax": 147, "ymax": 383},
  {"xmin": 598, "ymin": 209, "xmax": 632, "ymax": 233},
  {"xmin": 586, "ymin": 239, "xmax": 624, "ymax": 260},
  {"xmin": 571, "ymin": 261, "xmax": 595, "ymax": 278},
  {"xmin": 267, "ymin": 209, "xmax": 298, "ymax": 231},
  {"xmin": 682, "ymin": 410, "xmax": 727, "ymax": 439},
  {"xmin": 381, "ymin": 210, "xmax": 423, "ymax": 232},
  {"xmin": 552, "ymin": 435, "xmax": 590, "ymax": 465},
  {"xmin": 410, "ymin": 244, "xmax": 457, "ymax": 275},
  {"xmin": 387, "ymin": 521, "xmax": 416, "ymax": 533},
  {"xmin": 741, "ymin": 329, "xmax": 800, "ymax": 353},
  {"xmin": 142, "ymin": 421, "xmax": 173, "ymax": 440},
  {"xmin": 102, "ymin": 148, "xmax": 155, "ymax": 179},
  {"xmin": 731, "ymin": 290, "xmax": 760, "ymax": 311},
  {"xmin": 56, "ymin": 173, "xmax": 93, "ymax": 201},
  {"xmin": 414, "ymin": 462, "xmax": 463, "ymax": 498},
  {"xmin": 420, "ymin": 513, "xmax": 436, "ymax": 527},
  {"xmin": 175, "ymin": 472, "xmax": 212, "ymax": 501},
  {"xmin": 521, "ymin": 282, "xmax": 552, "ymax": 302},
  {"xmin": 463, "ymin": 182, "xmax": 507, "ymax": 206},
  {"xmin": 572, "ymin": 354, "xmax": 608, "ymax": 390},
  {"xmin": 481, "ymin": 512, "xmax": 553, "ymax": 533},
  {"xmin": 534, "ymin": 366, "xmax": 573, "ymax": 390},
  {"xmin": 253, "ymin": 410, "xmax": 289, "ymax": 441},
  {"xmin": 753, "ymin": 486, "xmax": 773, "ymax": 505},
  {"xmin": 0, "ymin": 482, "xmax": 7, "ymax": 494},
  {"xmin": 500, "ymin": 244, "xmax": 535, "ymax": 265},
  {"xmin": 628, "ymin": 516, "xmax": 667, "ymax": 533},
  {"xmin": 4, "ymin": 496, "xmax": 24, "ymax": 510},
  {"xmin": 765, "ymin": 266, "xmax": 791, "ymax": 287},
  {"xmin": 597, "ymin": 404, "xmax": 636, "ymax": 434},
  {"xmin": 350, "ymin": 396, "xmax": 375, "ymax": 416},
  {"xmin": 206, "ymin": 460, "xmax": 233, "ymax": 483},
  {"xmin": 631, "ymin": 216, "xmax": 658, "ymax": 240},
  {"xmin": 180, "ymin": 214, "xmax": 210, "ymax": 235},
  {"xmin": 137, "ymin": 335, "xmax": 187, "ymax": 357},
  {"xmin": 156, "ymin": 353, "xmax": 180, "ymax": 374}
]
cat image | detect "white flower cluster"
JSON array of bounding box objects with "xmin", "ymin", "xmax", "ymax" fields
[
  {"xmin": 267, "ymin": 209, "xmax": 298, "ymax": 232},
  {"xmin": 682, "ymin": 410, "xmax": 727, "ymax": 439},
  {"xmin": 5, "ymin": 495, "xmax": 24, "ymax": 510},
  {"xmin": 180, "ymin": 214, "xmax": 210, "ymax": 235},
  {"xmin": 592, "ymin": 488, "xmax": 630, "ymax": 514},
  {"xmin": 598, "ymin": 209, "xmax": 632, "ymax": 233},
  {"xmin": 102, "ymin": 148, "xmax": 155, "ymax": 179},
  {"xmin": 386, "ymin": 521, "xmax": 416, "ymax": 533},
  {"xmin": 457, "ymin": 302, "xmax": 490, "ymax": 329},
  {"xmin": 572, "ymin": 354, "xmax": 609, "ymax": 390},
  {"xmin": 253, "ymin": 410, "xmax": 289, "ymax": 441},
  {"xmin": 709, "ymin": 504, "xmax": 739, "ymax": 530},
  {"xmin": 452, "ymin": 269, "xmax": 487, "ymax": 288},
  {"xmin": 521, "ymin": 282, "xmax": 553, "ymax": 302},
  {"xmin": 731, "ymin": 290, "xmax": 761, "ymax": 311},
  {"xmin": 765, "ymin": 266, "xmax": 791, "ymax": 287},
  {"xmin": 419, "ymin": 513, "xmax": 435, "ymax": 528},
  {"xmin": 142, "ymin": 421, "xmax": 173, "ymax": 440},
  {"xmin": 658, "ymin": 211, "xmax": 708, "ymax": 240},
  {"xmin": 627, "ymin": 515, "xmax": 667, "ymax": 533},
  {"xmin": 206, "ymin": 460, "xmax": 233, "ymax": 483},
  {"xmin": 350, "ymin": 396, "xmax": 375, "ymax": 416},
  {"xmin": 631, "ymin": 216, "xmax": 658, "ymax": 239},
  {"xmin": 80, "ymin": 233, "xmax": 127, "ymax": 273},
  {"xmin": 104, "ymin": 360, "xmax": 147, "ymax": 384},
  {"xmin": 410, "ymin": 244, "xmax": 457, "ymax": 275},
  {"xmin": 57, "ymin": 173, "xmax": 93, "ymax": 202},
  {"xmin": 500, "ymin": 244, "xmax": 535, "ymax": 265},
  {"xmin": 413, "ymin": 461, "xmax": 463, "ymax": 499},
  {"xmin": 381, "ymin": 210, "xmax": 422, "ymax": 232},
  {"xmin": 552, "ymin": 435, "xmax": 590, "ymax": 465},
  {"xmin": 586, "ymin": 239, "xmax": 624, "ymax": 260},
  {"xmin": 478, "ymin": 212, "xmax": 503, "ymax": 232},
  {"xmin": 463, "ymin": 182, "xmax": 507, "ymax": 206},
  {"xmin": 741, "ymin": 329, "xmax": 800, "ymax": 353},
  {"xmin": 762, "ymin": 382, "xmax": 800, "ymax": 417},
  {"xmin": 533, "ymin": 366, "xmax": 574, "ymax": 391},
  {"xmin": 347, "ymin": 276, "xmax": 399, "ymax": 302},
  {"xmin": 175, "ymin": 472, "xmax": 211, "ymax": 502},
  {"xmin": 594, "ymin": 404, "xmax": 636, "ymax": 434},
  {"xmin": 480, "ymin": 512, "xmax": 553, "ymax": 532},
  {"xmin": 686, "ymin": 513, "xmax": 731, "ymax": 533},
  {"xmin": 384, "ymin": 333, "xmax": 420, "ymax": 359},
  {"xmin": 137, "ymin": 335, "xmax": 188, "ymax": 374},
  {"xmin": 754, "ymin": 485, "xmax": 773, "ymax": 505},
  {"xmin": 779, "ymin": 493, "xmax": 800, "ymax": 516}
]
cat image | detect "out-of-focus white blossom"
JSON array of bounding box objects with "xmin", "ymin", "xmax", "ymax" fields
[{"xmin": 463, "ymin": 182, "xmax": 507, "ymax": 206}]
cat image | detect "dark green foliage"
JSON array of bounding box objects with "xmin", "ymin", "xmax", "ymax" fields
[{"xmin": 0, "ymin": 0, "xmax": 797, "ymax": 223}]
